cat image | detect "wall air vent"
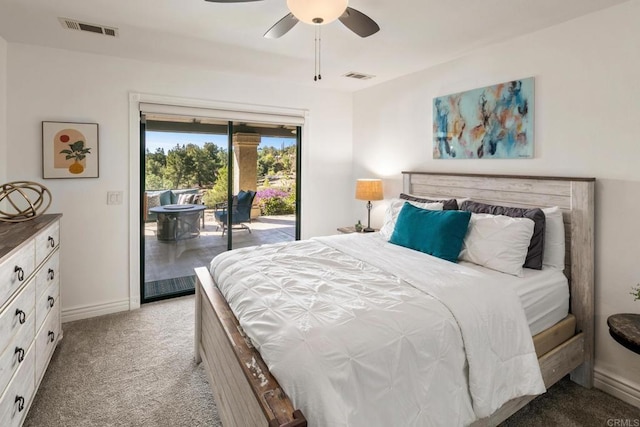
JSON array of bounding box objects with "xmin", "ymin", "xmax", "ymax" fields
[
  {"xmin": 343, "ymin": 72, "xmax": 375, "ymax": 80},
  {"xmin": 58, "ymin": 18, "xmax": 119, "ymax": 37}
]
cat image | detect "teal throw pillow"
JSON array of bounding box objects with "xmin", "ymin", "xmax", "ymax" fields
[
  {"xmin": 159, "ymin": 190, "xmax": 172, "ymax": 206},
  {"xmin": 389, "ymin": 203, "xmax": 471, "ymax": 263}
]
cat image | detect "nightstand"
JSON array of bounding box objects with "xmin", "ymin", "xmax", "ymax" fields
[
  {"xmin": 607, "ymin": 313, "xmax": 640, "ymax": 355},
  {"xmin": 337, "ymin": 226, "xmax": 379, "ymax": 234}
]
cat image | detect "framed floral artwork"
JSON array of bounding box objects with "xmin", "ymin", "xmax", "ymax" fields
[{"xmin": 42, "ymin": 121, "xmax": 99, "ymax": 178}]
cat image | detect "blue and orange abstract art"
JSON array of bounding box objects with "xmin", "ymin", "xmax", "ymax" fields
[{"xmin": 433, "ymin": 78, "xmax": 534, "ymax": 159}]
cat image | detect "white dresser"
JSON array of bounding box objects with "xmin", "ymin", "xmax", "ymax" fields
[{"xmin": 0, "ymin": 214, "xmax": 62, "ymax": 427}]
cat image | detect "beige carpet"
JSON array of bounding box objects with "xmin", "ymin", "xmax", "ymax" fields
[
  {"xmin": 502, "ymin": 377, "xmax": 640, "ymax": 426},
  {"xmin": 24, "ymin": 296, "xmax": 221, "ymax": 427},
  {"xmin": 24, "ymin": 295, "xmax": 639, "ymax": 426}
]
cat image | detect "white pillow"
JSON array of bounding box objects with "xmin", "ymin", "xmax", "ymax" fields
[
  {"xmin": 379, "ymin": 198, "xmax": 443, "ymax": 239},
  {"xmin": 459, "ymin": 213, "xmax": 535, "ymax": 277},
  {"xmin": 542, "ymin": 206, "xmax": 565, "ymax": 270},
  {"xmin": 403, "ymin": 194, "xmax": 470, "ymax": 209}
]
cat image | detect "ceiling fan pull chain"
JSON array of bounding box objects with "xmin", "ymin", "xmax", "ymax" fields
[
  {"xmin": 314, "ymin": 25, "xmax": 319, "ymax": 81},
  {"xmin": 318, "ymin": 26, "xmax": 322, "ymax": 80}
]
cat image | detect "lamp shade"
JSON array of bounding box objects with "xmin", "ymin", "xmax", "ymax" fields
[
  {"xmin": 286, "ymin": 0, "xmax": 348, "ymax": 25},
  {"xmin": 355, "ymin": 179, "xmax": 383, "ymax": 201}
]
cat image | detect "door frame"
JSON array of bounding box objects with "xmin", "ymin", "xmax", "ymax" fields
[{"xmin": 128, "ymin": 93, "xmax": 309, "ymax": 310}]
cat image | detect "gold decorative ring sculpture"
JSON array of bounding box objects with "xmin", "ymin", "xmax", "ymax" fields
[{"xmin": 0, "ymin": 181, "xmax": 52, "ymax": 222}]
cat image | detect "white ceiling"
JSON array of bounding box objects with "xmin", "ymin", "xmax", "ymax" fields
[{"xmin": 0, "ymin": 0, "xmax": 630, "ymax": 92}]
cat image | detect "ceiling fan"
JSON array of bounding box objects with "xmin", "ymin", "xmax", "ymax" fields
[{"xmin": 204, "ymin": 0, "xmax": 380, "ymax": 39}]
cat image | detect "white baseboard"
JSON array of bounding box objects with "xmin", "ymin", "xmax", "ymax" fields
[
  {"xmin": 595, "ymin": 367, "xmax": 640, "ymax": 409},
  {"xmin": 62, "ymin": 299, "xmax": 130, "ymax": 323}
]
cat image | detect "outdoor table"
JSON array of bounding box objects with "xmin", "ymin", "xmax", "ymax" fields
[{"xmin": 149, "ymin": 204, "xmax": 206, "ymax": 242}]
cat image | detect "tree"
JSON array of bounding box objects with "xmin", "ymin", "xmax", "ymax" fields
[
  {"xmin": 145, "ymin": 173, "xmax": 165, "ymax": 190},
  {"xmin": 257, "ymin": 143, "xmax": 296, "ymax": 179},
  {"xmin": 165, "ymin": 144, "xmax": 195, "ymax": 188},
  {"xmin": 187, "ymin": 144, "xmax": 216, "ymax": 187},
  {"xmin": 145, "ymin": 134, "xmax": 299, "ymax": 192},
  {"xmin": 202, "ymin": 143, "xmax": 226, "ymax": 183},
  {"xmin": 145, "ymin": 148, "xmax": 167, "ymax": 190},
  {"xmin": 145, "ymin": 141, "xmax": 228, "ymax": 190},
  {"xmin": 203, "ymin": 165, "xmax": 229, "ymax": 207},
  {"xmin": 146, "ymin": 148, "xmax": 166, "ymax": 169},
  {"xmin": 258, "ymin": 152, "xmax": 276, "ymax": 177}
]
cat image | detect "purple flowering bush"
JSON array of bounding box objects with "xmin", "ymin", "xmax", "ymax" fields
[{"xmin": 256, "ymin": 188, "xmax": 295, "ymax": 215}]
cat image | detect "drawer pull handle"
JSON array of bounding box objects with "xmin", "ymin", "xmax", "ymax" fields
[
  {"xmin": 48, "ymin": 236, "xmax": 55, "ymax": 248},
  {"xmin": 14, "ymin": 347, "xmax": 25, "ymax": 363},
  {"xmin": 48, "ymin": 268, "xmax": 55, "ymax": 280},
  {"xmin": 48, "ymin": 296, "xmax": 55, "ymax": 308},
  {"xmin": 14, "ymin": 266, "xmax": 24, "ymax": 281},
  {"xmin": 15, "ymin": 396, "xmax": 25, "ymax": 412},
  {"xmin": 15, "ymin": 309, "xmax": 26, "ymax": 324},
  {"xmin": 48, "ymin": 331, "xmax": 55, "ymax": 343}
]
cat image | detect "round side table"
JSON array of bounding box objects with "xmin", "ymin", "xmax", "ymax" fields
[{"xmin": 607, "ymin": 313, "xmax": 640, "ymax": 355}]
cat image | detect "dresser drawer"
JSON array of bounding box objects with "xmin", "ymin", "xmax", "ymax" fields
[
  {"xmin": 35, "ymin": 280, "xmax": 58, "ymax": 334},
  {"xmin": 0, "ymin": 313, "xmax": 35, "ymax": 395},
  {"xmin": 35, "ymin": 251, "xmax": 59, "ymax": 301},
  {"xmin": 35, "ymin": 307, "xmax": 59, "ymax": 383},
  {"xmin": 0, "ymin": 215, "xmax": 61, "ymax": 426},
  {"xmin": 0, "ymin": 280, "xmax": 35, "ymax": 356},
  {"xmin": 0, "ymin": 345, "xmax": 35, "ymax": 427},
  {"xmin": 0, "ymin": 242, "xmax": 35, "ymax": 309},
  {"xmin": 35, "ymin": 222, "xmax": 59, "ymax": 267}
]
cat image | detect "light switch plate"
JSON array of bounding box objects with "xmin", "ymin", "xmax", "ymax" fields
[{"xmin": 107, "ymin": 191, "xmax": 123, "ymax": 205}]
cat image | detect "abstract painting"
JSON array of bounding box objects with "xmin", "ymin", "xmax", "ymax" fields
[
  {"xmin": 433, "ymin": 78, "xmax": 534, "ymax": 159},
  {"xmin": 42, "ymin": 121, "xmax": 99, "ymax": 178}
]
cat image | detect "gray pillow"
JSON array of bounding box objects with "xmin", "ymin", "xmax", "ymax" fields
[
  {"xmin": 460, "ymin": 200, "xmax": 545, "ymax": 270},
  {"xmin": 400, "ymin": 193, "xmax": 459, "ymax": 210},
  {"xmin": 146, "ymin": 193, "xmax": 161, "ymax": 209}
]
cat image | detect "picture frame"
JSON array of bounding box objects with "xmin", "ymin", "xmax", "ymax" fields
[
  {"xmin": 433, "ymin": 78, "xmax": 534, "ymax": 159},
  {"xmin": 42, "ymin": 121, "xmax": 99, "ymax": 178}
]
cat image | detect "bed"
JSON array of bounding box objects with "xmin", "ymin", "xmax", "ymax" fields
[{"xmin": 194, "ymin": 172, "xmax": 594, "ymax": 426}]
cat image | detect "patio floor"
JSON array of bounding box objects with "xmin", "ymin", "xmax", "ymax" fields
[{"xmin": 144, "ymin": 211, "xmax": 295, "ymax": 284}]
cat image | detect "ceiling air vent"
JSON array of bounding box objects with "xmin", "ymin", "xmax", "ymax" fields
[
  {"xmin": 343, "ymin": 72, "xmax": 375, "ymax": 80},
  {"xmin": 58, "ymin": 18, "xmax": 119, "ymax": 37}
]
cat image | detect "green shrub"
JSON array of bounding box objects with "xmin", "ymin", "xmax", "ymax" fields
[
  {"xmin": 284, "ymin": 191, "xmax": 296, "ymax": 213},
  {"xmin": 203, "ymin": 188, "xmax": 226, "ymax": 208},
  {"xmin": 256, "ymin": 188, "xmax": 294, "ymax": 215}
]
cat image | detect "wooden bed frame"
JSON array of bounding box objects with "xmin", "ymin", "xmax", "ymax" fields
[{"xmin": 194, "ymin": 172, "xmax": 595, "ymax": 427}]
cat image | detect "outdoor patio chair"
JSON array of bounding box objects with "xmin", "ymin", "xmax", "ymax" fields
[{"xmin": 214, "ymin": 190, "xmax": 257, "ymax": 236}]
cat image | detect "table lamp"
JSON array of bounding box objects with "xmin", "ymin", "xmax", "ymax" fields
[{"xmin": 355, "ymin": 179, "xmax": 383, "ymax": 232}]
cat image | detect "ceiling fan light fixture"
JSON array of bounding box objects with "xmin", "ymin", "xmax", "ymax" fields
[{"xmin": 286, "ymin": 0, "xmax": 348, "ymax": 25}]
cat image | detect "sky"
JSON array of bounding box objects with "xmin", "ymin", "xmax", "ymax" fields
[{"xmin": 145, "ymin": 131, "xmax": 295, "ymax": 153}]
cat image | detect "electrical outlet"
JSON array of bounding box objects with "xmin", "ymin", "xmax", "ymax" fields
[{"xmin": 107, "ymin": 191, "xmax": 123, "ymax": 205}]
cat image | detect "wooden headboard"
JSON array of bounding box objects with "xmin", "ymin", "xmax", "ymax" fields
[{"xmin": 402, "ymin": 171, "xmax": 595, "ymax": 387}]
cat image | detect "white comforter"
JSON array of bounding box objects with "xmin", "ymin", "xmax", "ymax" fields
[{"xmin": 210, "ymin": 233, "xmax": 545, "ymax": 426}]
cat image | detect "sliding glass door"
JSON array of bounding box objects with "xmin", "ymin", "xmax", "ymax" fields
[
  {"xmin": 221, "ymin": 121, "xmax": 300, "ymax": 252},
  {"xmin": 140, "ymin": 114, "xmax": 300, "ymax": 303}
]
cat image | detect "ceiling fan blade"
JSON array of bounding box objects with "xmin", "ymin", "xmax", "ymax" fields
[
  {"xmin": 204, "ymin": 0, "xmax": 262, "ymax": 3},
  {"xmin": 338, "ymin": 7, "xmax": 380, "ymax": 38},
  {"xmin": 264, "ymin": 13, "xmax": 299, "ymax": 39}
]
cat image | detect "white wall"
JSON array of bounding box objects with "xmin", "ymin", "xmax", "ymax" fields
[
  {"xmin": 353, "ymin": 1, "xmax": 640, "ymax": 407},
  {"xmin": 0, "ymin": 36, "xmax": 7, "ymax": 184},
  {"xmin": 6, "ymin": 43, "xmax": 353, "ymax": 318}
]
